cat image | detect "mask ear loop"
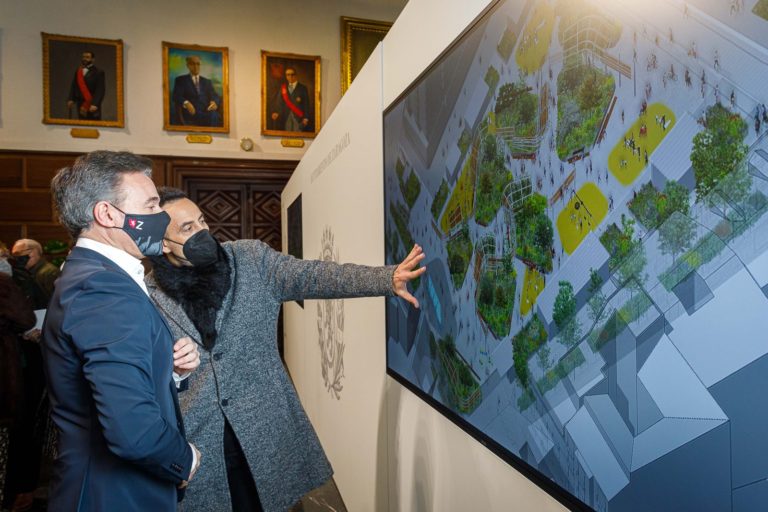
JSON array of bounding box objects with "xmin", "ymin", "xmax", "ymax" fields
[{"xmin": 163, "ymin": 237, "xmax": 193, "ymax": 264}]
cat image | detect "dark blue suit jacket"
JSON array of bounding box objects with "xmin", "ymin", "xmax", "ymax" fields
[
  {"xmin": 41, "ymin": 247, "xmax": 193, "ymax": 511},
  {"xmin": 171, "ymin": 74, "xmax": 222, "ymax": 126}
]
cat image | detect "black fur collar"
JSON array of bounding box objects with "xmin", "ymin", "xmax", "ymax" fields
[{"xmin": 148, "ymin": 245, "xmax": 231, "ymax": 351}]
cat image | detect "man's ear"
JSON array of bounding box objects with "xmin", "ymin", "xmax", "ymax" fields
[
  {"xmin": 162, "ymin": 238, "xmax": 172, "ymax": 255},
  {"xmin": 92, "ymin": 201, "xmax": 120, "ymax": 229}
]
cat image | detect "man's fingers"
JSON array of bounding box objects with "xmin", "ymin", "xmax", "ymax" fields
[
  {"xmin": 175, "ymin": 351, "xmax": 200, "ymax": 369},
  {"xmin": 408, "ymin": 266, "xmax": 427, "ymax": 279},
  {"xmin": 398, "ymin": 247, "xmax": 424, "ymax": 271},
  {"xmin": 398, "ymin": 289, "xmax": 419, "ymax": 309},
  {"xmin": 174, "ymin": 337, "xmax": 194, "ymax": 350},
  {"xmin": 406, "ymin": 252, "xmax": 426, "ymax": 269}
]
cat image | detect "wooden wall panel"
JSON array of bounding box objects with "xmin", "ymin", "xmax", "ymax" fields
[
  {"xmin": 0, "ymin": 151, "xmax": 296, "ymax": 258},
  {"xmin": 0, "ymin": 157, "xmax": 23, "ymax": 188},
  {"xmin": 0, "ymin": 225, "xmax": 23, "ymax": 246},
  {"xmin": 26, "ymin": 224, "xmax": 71, "ymax": 243},
  {"xmin": 27, "ymin": 156, "xmax": 76, "ymax": 188},
  {"xmin": 0, "ymin": 191, "xmax": 53, "ymax": 220}
]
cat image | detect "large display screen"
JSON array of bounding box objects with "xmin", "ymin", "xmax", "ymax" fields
[{"xmin": 384, "ymin": 0, "xmax": 768, "ymax": 510}]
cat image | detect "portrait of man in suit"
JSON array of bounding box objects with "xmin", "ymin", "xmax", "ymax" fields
[
  {"xmin": 67, "ymin": 50, "xmax": 105, "ymax": 120},
  {"xmin": 163, "ymin": 42, "xmax": 229, "ymax": 133},
  {"xmin": 172, "ymin": 55, "xmax": 221, "ymax": 127},
  {"xmin": 261, "ymin": 51, "xmax": 320, "ymax": 137}
]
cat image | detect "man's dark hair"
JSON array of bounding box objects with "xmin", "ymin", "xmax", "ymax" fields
[
  {"xmin": 84, "ymin": 51, "xmax": 95, "ymax": 58},
  {"xmin": 157, "ymin": 186, "xmax": 188, "ymax": 207}
]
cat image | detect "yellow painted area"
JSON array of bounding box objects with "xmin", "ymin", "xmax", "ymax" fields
[
  {"xmin": 520, "ymin": 266, "xmax": 545, "ymax": 316},
  {"xmin": 515, "ymin": 3, "xmax": 555, "ymax": 73},
  {"xmin": 440, "ymin": 141, "xmax": 477, "ymax": 234},
  {"xmin": 556, "ymin": 182, "xmax": 608, "ymax": 254},
  {"xmin": 608, "ymin": 103, "xmax": 676, "ymax": 186}
]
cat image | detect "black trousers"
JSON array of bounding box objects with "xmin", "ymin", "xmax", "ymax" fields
[
  {"xmin": 2, "ymin": 340, "xmax": 45, "ymax": 508},
  {"xmin": 223, "ymin": 418, "xmax": 263, "ymax": 512}
]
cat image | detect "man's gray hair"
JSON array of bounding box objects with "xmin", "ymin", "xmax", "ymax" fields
[{"xmin": 51, "ymin": 151, "xmax": 153, "ymax": 239}]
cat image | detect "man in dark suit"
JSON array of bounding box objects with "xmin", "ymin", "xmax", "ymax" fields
[
  {"xmin": 42, "ymin": 151, "xmax": 202, "ymax": 511},
  {"xmin": 67, "ymin": 51, "xmax": 105, "ymax": 120},
  {"xmin": 172, "ymin": 55, "xmax": 222, "ymax": 126},
  {"xmin": 270, "ymin": 65, "xmax": 313, "ymax": 132}
]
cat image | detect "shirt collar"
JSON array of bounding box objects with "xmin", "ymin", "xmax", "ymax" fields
[{"xmin": 75, "ymin": 237, "xmax": 148, "ymax": 295}]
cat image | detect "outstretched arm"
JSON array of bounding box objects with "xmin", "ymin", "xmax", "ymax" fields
[{"xmin": 246, "ymin": 239, "xmax": 425, "ymax": 305}]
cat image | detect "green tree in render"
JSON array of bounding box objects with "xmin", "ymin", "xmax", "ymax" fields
[
  {"xmin": 691, "ymin": 103, "xmax": 748, "ymax": 203},
  {"xmin": 587, "ymin": 268, "xmax": 607, "ymax": 325},
  {"xmin": 658, "ymin": 211, "xmax": 697, "ymax": 263},
  {"xmin": 553, "ymin": 280, "xmax": 576, "ymax": 329}
]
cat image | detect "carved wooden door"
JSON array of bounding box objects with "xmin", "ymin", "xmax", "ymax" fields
[{"xmin": 186, "ymin": 181, "xmax": 283, "ymax": 252}]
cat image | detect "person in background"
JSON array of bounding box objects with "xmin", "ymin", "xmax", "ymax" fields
[
  {"xmin": 0, "ymin": 262, "xmax": 37, "ymax": 512},
  {"xmin": 145, "ymin": 187, "xmax": 425, "ymax": 512},
  {"xmin": 43, "ymin": 151, "xmax": 202, "ymax": 511},
  {"xmin": 0, "ymin": 241, "xmax": 11, "ymax": 276},
  {"xmin": 1, "ymin": 241, "xmax": 47, "ymax": 511},
  {"xmin": 11, "ymin": 238, "xmax": 60, "ymax": 304}
]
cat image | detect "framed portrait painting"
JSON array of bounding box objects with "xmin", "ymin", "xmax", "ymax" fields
[
  {"xmin": 163, "ymin": 42, "xmax": 229, "ymax": 133},
  {"xmin": 261, "ymin": 51, "xmax": 321, "ymax": 138},
  {"xmin": 42, "ymin": 33, "xmax": 124, "ymax": 127},
  {"xmin": 340, "ymin": 17, "xmax": 392, "ymax": 94}
]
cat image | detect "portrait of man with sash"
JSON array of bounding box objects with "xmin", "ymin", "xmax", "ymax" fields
[
  {"xmin": 261, "ymin": 51, "xmax": 321, "ymax": 138},
  {"xmin": 42, "ymin": 33, "xmax": 124, "ymax": 128},
  {"xmin": 67, "ymin": 51, "xmax": 105, "ymax": 120}
]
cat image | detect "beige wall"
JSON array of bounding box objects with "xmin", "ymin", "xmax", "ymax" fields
[{"xmin": 0, "ymin": 0, "xmax": 405, "ymax": 159}]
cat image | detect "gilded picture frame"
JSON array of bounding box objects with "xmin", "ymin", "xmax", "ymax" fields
[
  {"xmin": 261, "ymin": 50, "xmax": 321, "ymax": 138},
  {"xmin": 162, "ymin": 41, "xmax": 230, "ymax": 133},
  {"xmin": 42, "ymin": 32, "xmax": 124, "ymax": 127},
  {"xmin": 340, "ymin": 17, "xmax": 392, "ymax": 94}
]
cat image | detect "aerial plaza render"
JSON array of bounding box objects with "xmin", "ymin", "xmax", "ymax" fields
[{"xmin": 384, "ymin": 0, "xmax": 768, "ymax": 510}]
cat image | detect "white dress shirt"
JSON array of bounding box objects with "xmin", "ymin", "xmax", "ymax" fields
[{"xmin": 76, "ymin": 237, "xmax": 148, "ymax": 294}]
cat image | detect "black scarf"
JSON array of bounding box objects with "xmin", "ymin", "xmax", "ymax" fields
[{"xmin": 148, "ymin": 246, "xmax": 231, "ymax": 351}]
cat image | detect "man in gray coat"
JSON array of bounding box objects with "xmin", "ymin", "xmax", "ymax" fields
[{"xmin": 146, "ymin": 187, "xmax": 425, "ymax": 512}]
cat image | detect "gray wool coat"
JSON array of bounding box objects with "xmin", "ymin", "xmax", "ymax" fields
[{"xmin": 146, "ymin": 239, "xmax": 395, "ymax": 512}]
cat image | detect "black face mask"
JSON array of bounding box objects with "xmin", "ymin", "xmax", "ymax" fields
[
  {"xmin": 110, "ymin": 204, "xmax": 171, "ymax": 257},
  {"xmin": 165, "ymin": 229, "xmax": 220, "ymax": 267},
  {"xmin": 10, "ymin": 255, "xmax": 30, "ymax": 269}
]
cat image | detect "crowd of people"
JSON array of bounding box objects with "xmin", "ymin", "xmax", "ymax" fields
[
  {"xmin": 0, "ymin": 150, "xmax": 425, "ymax": 512},
  {"xmin": 0, "ymin": 238, "xmax": 60, "ymax": 511}
]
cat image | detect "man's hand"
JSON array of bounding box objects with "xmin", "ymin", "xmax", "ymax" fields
[
  {"xmin": 89, "ymin": 105, "xmax": 99, "ymax": 112},
  {"xmin": 301, "ymin": 118, "xmax": 309, "ymax": 126},
  {"xmin": 393, "ymin": 244, "xmax": 426, "ymax": 309},
  {"xmin": 173, "ymin": 336, "xmax": 200, "ymax": 375},
  {"xmin": 23, "ymin": 329, "xmax": 42, "ymax": 342},
  {"xmin": 271, "ymin": 112, "xmax": 279, "ymax": 121},
  {"xmin": 67, "ymin": 100, "xmax": 75, "ymax": 109},
  {"xmin": 189, "ymin": 443, "xmax": 201, "ymax": 480},
  {"xmin": 184, "ymin": 101, "xmax": 196, "ymax": 115},
  {"xmin": 206, "ymin": 101, "xmax": 218, "ymax": 111},
  {"xmin": 179, "ymin": 443, "xmax": 202, "ymax": 488}
]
